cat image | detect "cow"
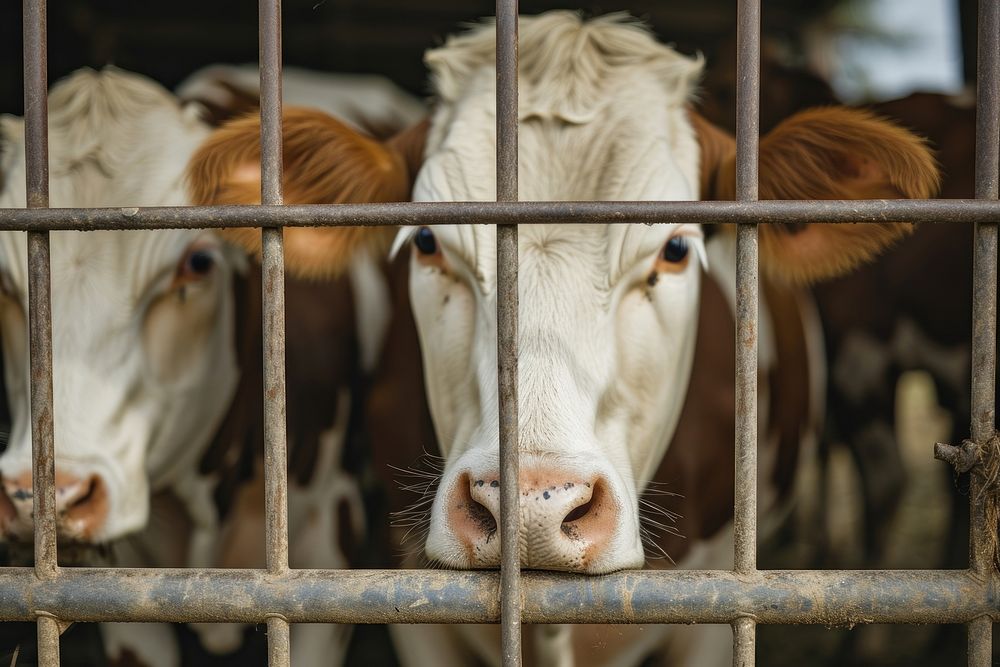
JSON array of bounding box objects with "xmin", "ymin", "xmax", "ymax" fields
[
  {"xmin": 0, "ymin": 66, "xmax": 416, "ymax": 666},
  {"xmin": 351, "ymin": 12, "xmax": 937, "ymax": 665},
  {"xmin": 176, "ymin": 63, "xmax": 427, "ymax": 136}
]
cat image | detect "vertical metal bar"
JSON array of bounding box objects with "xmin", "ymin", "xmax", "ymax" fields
[
  {"xmin": 968, "ymin": 1, "xmax": 999, "ymax": 664},
  {"xmin": 496, "ymin": 1, "xmax": 521, "ymax": 665},
  {"xmin": 259, "ymin": 0, "xmax": 287, "ymax": 580},
  {"xmin": 266, "ymin": 617, "xmax": 291, "ymax": 667},
  {"xmin": 24, "ymin": 3, "xmax": 59, "ymax": 663},
  {"xmin": 734, "ymin": 0, "xmax": 760, "ymax": 576},
  {"xmin": 36, "ymin": 616, "xmax": 60, "ymax": 667},
  {"xmin": 733, "ymin": 1, "xmax": 760, "ymax": 665},
  {"xmin": 259, "ymin": 0, "xmax": 290, "ymax": 664},
  {"xmin": 733, "ymin": 617, "xmax": 755, "ymax": 667},
  {"xmin": 22, "ymin": 0, "xmax": 58, "ymax": 582}
]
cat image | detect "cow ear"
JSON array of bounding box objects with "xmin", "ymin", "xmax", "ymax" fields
[
  {"xmin": 688, "ymin": 109, "xmax": 735, "ymax": 200},
  {"xmin": 694, "ymin": 107, "xmax": 940, "ymax": 284},
  {"xmin": 385, "ymin": 117, "xmax": 430, "ymax": 190},
  {"xmin": 754, "ymin": 107, "xmax": 939, "ymax": 284},
  {"xmin": 187, "ymin": 107, "xmax": 412, "ymax": 279}
]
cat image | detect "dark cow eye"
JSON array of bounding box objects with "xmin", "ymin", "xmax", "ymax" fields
[
  {"xmin": 186, "ymin": 250, "xmax": 215, "ymax": 275},
  {"xmin": 173, "ymin": 246, "xmax": 217, "ymax": 291},
  {"xmin": 662, "ymin": 236, "xmax": 689, "ymax": 263},
  {"xmin": 413, "ymin": 227, "xmax": 438, "ymax": 255}
]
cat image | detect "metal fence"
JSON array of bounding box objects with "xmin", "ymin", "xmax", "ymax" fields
[{"xmin": 0, "ymin": 0, "xmax": 998, "ymax": 665}]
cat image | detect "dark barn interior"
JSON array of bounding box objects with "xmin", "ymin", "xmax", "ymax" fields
[{"xmin": 0, "ymin": 0, "xmax": 981, "ymax": 123}]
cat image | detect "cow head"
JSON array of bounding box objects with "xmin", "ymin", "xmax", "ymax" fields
[
  {"xmin": 394, "ymin": 13, "xmax": 938, "ymax": 573},
  {"xmin": 0, "ymin": 68, "xmax": 238, "ymax": 544},
  {"xmin": 0, "ymin": 67, "xmax": 413, "ymax": 548}
]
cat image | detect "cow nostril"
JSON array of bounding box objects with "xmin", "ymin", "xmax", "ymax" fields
[
  {"xmin": 64, "ymin": 477, "xmax": 99, "ymax": 511},
  {"xmin": 60, "ymin": 475, "xmax": 109, "ymax": 539},
  {"xmin": 466, "ymin": 497, "xmax": 497, "ymax": 536},
  {"xmin": 562, "ymin": 497, "xmax": 594, "ymax": 524},
  {"xmin": 559, "ymin": 479, "xmax": 608, "ymax": 539}
]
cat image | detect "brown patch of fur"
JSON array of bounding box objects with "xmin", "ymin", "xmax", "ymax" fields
[
  {"xmin": 688, "ymin": 109, "xmax": 735, "ymax": 199},
  {"xmin": 692, "ymin": 106, "xmax": 941, "ymax": 285},
  {"xmin": 646, "ymin": 270, "xmax": 736, "ymax": 565},
  {"xmin": 385, "ymin": 118, "xmax": 430, "ymax": 189},
  {"xmin": 187, "ymin": 107, "xmax": 410, "ymax": 279},
  {"xmin": 762, "ymin": 279, "xmax": 813, "ymax": 499}
]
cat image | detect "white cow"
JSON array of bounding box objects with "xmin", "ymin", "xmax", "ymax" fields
[
  {"xmin": 0, "ymin": 66, "xmax": 414, "ymax": 666},
  {"xmin": 378, "ymin": 12, "xmax": 938, "ymax": 666},
  {"xmin": 176, "ymin": 63, "xmax": 427, "ymax": 137}
]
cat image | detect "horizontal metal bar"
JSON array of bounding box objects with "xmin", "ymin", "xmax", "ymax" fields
[
  {"xmin": 0, "ymin": 568, "xmax": 993, "ymax": 625},
  {"xmin": 0, "ymin": 200, "xmax": 995, "ymax": 231}
]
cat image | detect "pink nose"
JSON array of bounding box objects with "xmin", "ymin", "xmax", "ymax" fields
[
  {"xmin": 447, "ymin": 468, "xmax": 617, "ymax": 571},
  {"xmin": 0, "ymin": 471, "xmax": 109, "ymax": 541}
]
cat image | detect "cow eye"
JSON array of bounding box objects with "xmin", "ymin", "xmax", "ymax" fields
[
  {"xmin": 173, "ymin": 245, "xmax": 218, "ymax": 291},
  {"xmin": 662, "ymin": 236, "xmax": 689, "ymax": 263},
  {"xmin": 185, "ymin": 250, "xmax": 215, "ymax": 276},
  {"xmin": 413, "ymin": 227, "xmax": 438, "ymax": 256}
]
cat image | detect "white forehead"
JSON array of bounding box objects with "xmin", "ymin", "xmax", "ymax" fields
[
  {"xmin": 0, "ymin": 67, "xmax": 218, "ymax": 301},
  {"xmin": 415, "ymin": 12, "xmax": 704, "ymax": 205},
  {"xmin": 1, "ymin": 66, "xmax": 210, "ymax": 210}
]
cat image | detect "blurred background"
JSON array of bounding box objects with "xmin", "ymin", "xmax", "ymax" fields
[
  {"xmin": 0, "ymin": 0, "xmax": 989, "ymax": 665},
  {"xmin": 0, "ymin": 0, "xmax": 976, "ymax": 119}
]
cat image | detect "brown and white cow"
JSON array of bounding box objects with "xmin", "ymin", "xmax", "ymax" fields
[
  {"xmin": 359, "ymin": 12, "xmax": 937, "ymax": 666},
  {"xmin": 176, "ymin": 63, "xmax": 427, "ymax": 137},
  {"xmin": 0, "ymin": 66, "xmax": 416, "ymax": 666}
]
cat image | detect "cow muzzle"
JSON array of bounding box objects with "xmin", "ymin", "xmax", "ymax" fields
[
  {"xmin": 0, "ymin": 470, "xmax": 110, "ymax": 542},
  {"xmin": 441, "ymin": 465, "xmax": 630, "ymax": 572}
]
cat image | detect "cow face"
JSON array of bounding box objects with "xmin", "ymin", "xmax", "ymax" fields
[
  {"xmin": 0, "ymin": 69, "xmax": 416, "ymax": 548},
  {"xmin": 0, "ymin": 68, "xmax": 240, "ymax": 544},
  {"xmin": 398, "ymin": 13, "xmax": 938, "ymax": 574}
]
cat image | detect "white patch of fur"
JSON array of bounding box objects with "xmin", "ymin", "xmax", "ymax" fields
[{"xmin": 348, "ymin": 249, "xmax": 393, "ymax": 372}]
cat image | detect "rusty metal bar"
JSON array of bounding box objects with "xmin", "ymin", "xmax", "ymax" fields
[
  {"xmin": 35, "ymin": 615, "xmax": 60, "ymax": 667},
  {"xmin": 259, "ymin": 0, "xmax": 290, "ymax": 664},
  {"xmin": 22, "ymin": 0, "xmax": 58, "ymax": 590},
  {"xmin": 974, "ymin": 0, "xmax": 999, "ymax": 202},
  {"xmin": 968, "ymin": 1, "xmax": 1000, "ymax": 663},
  {"xmin": 0, "ymin": 568, "xmax": 994, "ymax": 625},
  {"xmin": 495, "ymin": 1, "xmax": 521, "ymax": 665},
  {"xmin": 733, "ymin": 617, "xmax": 755, "ymax": 666},
  {"xmin": 733, "ymin": 0, "xmax": 760, "ymax": 659},
  {"xmin": 23, "ymin": 2, "xmax": 59, "ymax": 660},
  {"xmin": 734, "ymin": 0, "xmax": 760, "ymax": 570},
  {"xmin": 258, "ymin": 0, "xmax": 288, "ymax": 578},
  {"xmin": 735, "ymin": 0, "xmax": 760, "ymax": 203},
  {"xmin": 266, "ymin": 617, "xmax": 290, "ymax": 667},
  {"xmin": 734, "ymin": 220, "xmax": 758, "ymax": 575},
  {"xmin": 0, "ymin": 200, "xmax": 996, "ymax": 231}
]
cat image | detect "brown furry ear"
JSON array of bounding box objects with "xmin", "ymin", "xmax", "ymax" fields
[
  {"xmin": 688, "ymin": 109, "xmax": 735, "ymax": 199},
  {"xmin": 694, "ymin": 106, "xmax": 940, "ymax": 284},
  {"xmin": 187, "ymin": 107, "xmax": 411, "ymax": 279},
  {"xmin": 386, "ymin": 118, "xmax": 430, "ymax": 190}
]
